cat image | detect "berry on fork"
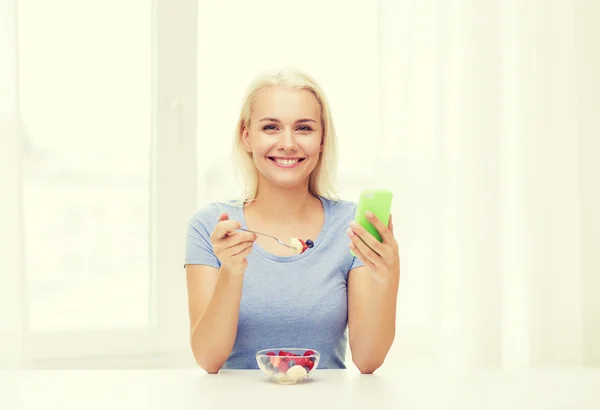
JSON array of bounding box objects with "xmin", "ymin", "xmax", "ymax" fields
[{"xmin": 289, "ymin": 238, "xmax": 314, "ymax": 254}]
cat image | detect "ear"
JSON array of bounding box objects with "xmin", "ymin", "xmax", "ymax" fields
[{"xmin": 241, "ymin": 125, "xmax": 252, "ymax": 153}]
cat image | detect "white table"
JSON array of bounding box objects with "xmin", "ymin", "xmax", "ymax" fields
[{"xmin": 2, "ymin": 368, "xmax": 599, "ymax": 409}]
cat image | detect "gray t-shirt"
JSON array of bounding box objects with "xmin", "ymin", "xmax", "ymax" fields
[{"xmin": 185, "ymin": 196, "xmax": 364, "ymax": 369}]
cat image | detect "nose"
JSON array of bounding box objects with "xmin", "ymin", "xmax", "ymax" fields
[{"xmin": 279, "ymin": 129, "xmax": 297, "ymax": 151}]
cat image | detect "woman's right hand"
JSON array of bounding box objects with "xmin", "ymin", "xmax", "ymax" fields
[{"xmin": 210, "ymin": 212, "xmax": 256, "ymax": 275}]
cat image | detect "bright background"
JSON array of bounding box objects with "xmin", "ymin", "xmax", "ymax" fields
[{"xmin": 1, "ymin": 0, "xmax": 599, "ymax": 370}]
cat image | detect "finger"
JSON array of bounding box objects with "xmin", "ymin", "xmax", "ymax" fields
[
  {"xmin": 349, "ymin": 241, "xmax": 376, "ymax": 271},
  {"xmin": 365, "ymin": 211, "xmax": 394, "ymax": 244},
  {"xmin": 348, "ymin": 228, "xmax": 381, "ymax": 266},
  {"xmin": 348, "ymin": 222, "xmax": 385, "ymax": 255},
  {"xmin": 235, "ymin": 242, "xmax": 255, "ymax": 258},
  {"xmin": 215, "ymin": 213, "xmax": 233, "ymax": 238},
  {"xmin": 388, "ymin": 214, "xmax": 394, "ymax": 234},
  {"xmin": 228, "ymin": 240, "xmax": 254, "ymax": 258},
  {"xmin": 222, "ymin": 231, "xmax": 256, "ymax": 248},
  {"xmin": 212, "ymin": 220, "xmax": 242, "ymax": 239}
]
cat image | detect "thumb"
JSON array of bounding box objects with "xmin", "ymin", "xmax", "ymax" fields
[{"xmin": 218, "ymin": 212, "xmax": 229, "ymax": 222}]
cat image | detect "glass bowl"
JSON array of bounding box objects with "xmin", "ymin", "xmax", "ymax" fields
[{"xmin": 256, "ymin": 348, "xmax": 320, "ymax": 384}]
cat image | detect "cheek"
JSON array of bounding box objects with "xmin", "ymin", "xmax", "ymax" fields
[
  {"xmin": 250, "ymin": 135, "xmax": 273, "ymax": 156},
  {"xmin": 301, "ymin": 139, "xmax": 323, "ymax": 157}
]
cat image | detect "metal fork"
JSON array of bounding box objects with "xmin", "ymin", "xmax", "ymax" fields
[{"xmin": 239, "ymin": 228, "xmax": 296, "ymax": 249}]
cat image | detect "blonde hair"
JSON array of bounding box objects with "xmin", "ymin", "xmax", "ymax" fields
[{"xmin": 232, "ymin": 67, "xmax": 339, "ymax": 202}]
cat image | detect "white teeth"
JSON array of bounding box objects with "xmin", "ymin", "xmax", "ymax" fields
[{"xmin": 274, "ymin": 158, "xmax": 299, "ymax": 165}]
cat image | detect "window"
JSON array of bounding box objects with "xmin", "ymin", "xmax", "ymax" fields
[
  {"xmin": 19, "ymin": 0, "xmax": 152, "ymax": 333},
  {"xmin": 17, "ymin": 0, "xmax": 197, "ymax": 366}
]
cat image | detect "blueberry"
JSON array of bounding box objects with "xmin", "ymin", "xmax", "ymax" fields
[
  {"xmin": 304, "ymin": 366, "xmax": 310, "ymax": 372},
  {"xmin": 309, "ymin": 357, "xmax": 315, "ymax": 362},
  {"xmin": 265, "ymin": 362, "xmax": 273, "ymax": 370},
  {"xmin": 261, "ymin": 356, "xmax": 270, "ymax": 364},
  {"xmin": 289, "ymin": 359, "xmax": 296, "ymax": 367},
  {"xmin": 306, "ymin": 239, "xmax": 314, "ymax": 248}
]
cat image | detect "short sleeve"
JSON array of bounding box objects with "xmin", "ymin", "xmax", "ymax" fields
[
  {"xmin": 350, "ymin": 254, "xmax": 365, "ymax": 271},
  {"xmin": 345, "ymin": 201, "xmax": 365, "ymax": 271},
  {"xmin": 184, "ymin": 203, "xmax": 221, "ymax": 269}
]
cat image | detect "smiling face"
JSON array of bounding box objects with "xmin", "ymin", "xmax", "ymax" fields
[{"xmin": 241, "ymin": 86, "xmax": 323, "ymax": 191}]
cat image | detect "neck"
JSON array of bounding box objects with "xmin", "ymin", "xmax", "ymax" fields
[{"xmin": 246, "ymin": 181, "xmax": 315, "ymax": 222}]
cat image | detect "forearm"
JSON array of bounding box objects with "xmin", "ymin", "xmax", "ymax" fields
[
  {"xmin": 349, "ymin": 275, "xmax": 399, "ymax": 373},
  {"xmin": 190, "ymin": 267, "xmax": 244, "ymax": 373}
]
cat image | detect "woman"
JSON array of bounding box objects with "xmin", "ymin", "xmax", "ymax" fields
[{"xmin": 184, "ymin": 68, "xmax": 400, "ymax": 374}]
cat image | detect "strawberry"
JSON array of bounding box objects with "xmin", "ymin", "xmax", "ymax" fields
[
  {"xmin": 270, "ymin": 356, "xmax": 281, "ymax": 367},
  {"xmin": 305, "ymin": 359, "xmax": 314, "ymax": 370},
  {"xmin": 299, "ymin": 239, "xmax": 308, "ymax": 253},
  {"xmin": 266, "ymin": 352, "xmax": 275, "ymax": 356},
  {"xmin": 279, "ymin": 350, "xmax": 294, "ymax": 357},
  {"xmin": 278, "ymin": 360, "xmax": 290, "ymax": 373},
  {"xmin": 303, "ymin": 350, "xmax": 315, "ymax": 356}
]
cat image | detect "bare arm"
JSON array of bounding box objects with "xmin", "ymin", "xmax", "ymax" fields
[
  {"xmin": 347, "ymin": 266, "xmax": 399, "ymax": 373},
  {"xmin": 185, "ymin": 212, "xmax": 256, "ymax": 373},
  {"xmin": 186, "ymin": 264, "xmax": 244, "ymax": 373},
  {"xmin": 346, "ymin": 212, "xmax": 400, "ymax": 373}
]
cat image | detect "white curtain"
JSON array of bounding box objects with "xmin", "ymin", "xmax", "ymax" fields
[
  {"xmin": 0, "ymin": 0, "xmax": 28, "ymax": 369},
  {"xmin": 378, "ymin": 0, "xmax": 600, "ymax": 368}
]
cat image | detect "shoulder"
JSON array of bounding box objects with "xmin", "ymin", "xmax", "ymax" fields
[
  {"xmin": 185, "ymin": 200, "xmax": 243, "ymax": 268},
  {"xmin": 320, "ymin": 196, "xmax": 359, "ymax": 235},
  {"xmin": 321, "ymin": 197, "xmax": 357, "ymax": 223},
  {"xmin": 318, "ymin": 197, "xmax": 364, "ymax": 273},
  {"xmin": 188, "ymin": 199, "xmax": 244, "ymax": 233}
]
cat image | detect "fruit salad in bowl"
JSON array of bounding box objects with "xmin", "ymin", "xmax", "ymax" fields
[{"xmin": 256, "ymin": 348, "xmax": 320, "ymax": 384}]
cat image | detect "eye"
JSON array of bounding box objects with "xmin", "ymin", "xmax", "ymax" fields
[
  {"xmin": 297, "ymin": 125, "xmax": 313, "ymax": 132},
  {"xmin": 262, "ymin": 124, "xmax": 278, "ymax": 131}
]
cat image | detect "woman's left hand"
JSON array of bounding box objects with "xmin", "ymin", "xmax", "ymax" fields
[{"xmin": 347, "ymin": 212, "xmax": 400, "ymax": 285}]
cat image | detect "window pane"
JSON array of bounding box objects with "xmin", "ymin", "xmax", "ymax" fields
[{"xmin": 18, "ymin": 0, "xmax": 152, "ymax": 332}]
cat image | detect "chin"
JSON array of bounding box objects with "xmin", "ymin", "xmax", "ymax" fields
[
  {"xmin": 258, "ymin": 169, "xmax": 310, "ymax": 189},
  {"xmin": 267, "ymin": 176, "xmax": 309, "ymax": 189}
]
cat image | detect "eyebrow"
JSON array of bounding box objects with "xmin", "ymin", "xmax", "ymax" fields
[{"xmin": 260, "ymin": 117, "xmax": 317, "ymax": 124}]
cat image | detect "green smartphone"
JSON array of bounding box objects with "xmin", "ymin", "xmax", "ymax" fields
[{"xmin": 350, "ymin": 189, "xmax": 393, "ymax": 256}]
